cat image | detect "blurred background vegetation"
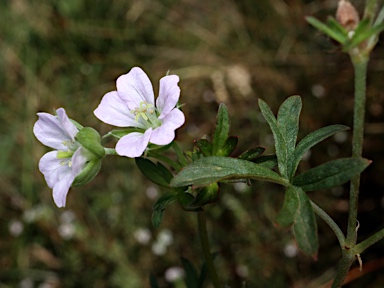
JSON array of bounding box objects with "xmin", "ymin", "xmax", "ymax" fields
[{"xmin": 1, "ymin": 0, "xmax": 384, "ymax": 287}]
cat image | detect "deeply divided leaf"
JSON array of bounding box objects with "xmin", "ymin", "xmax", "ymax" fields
[
  {"xmin": 275, "ymin": 185, "xmax": 299, "ymax": 227},
  {"xmin": 258, "ymin": 99, "xmax": 288, "ymax": 178},
  {"xmin": 170, "ymin": 156, "xmax": 288, "ymax": 187},
  {"xmin": 136, "ymin": 157, "xmax": 173, "ymax": 188},
  {"xmin": 293, "ymin": 157, "xmax": 370, "ymax": 191},
  {"xmin": 288, "ymin": 125, "xmax": 349, "ymax": 180},
  {"xmin": 152, "ymin": 193, "xmax": 176, "ymax": 228},
  {"xmin": 212, "ymin": 103, "xmax": 230, "ymax": 156},
  {"xmin": 277, "ymin": 96, "xmax": 302, "ymax": 159},
  {"xmin": 306, "ymin": 16, "xmax": 347, "ymax": 44},
  {"xmin": 293, "ymin": 187, "xmax": 318, "ymax": 257}
]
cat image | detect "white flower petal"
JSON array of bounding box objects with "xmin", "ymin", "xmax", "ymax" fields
[
  {"xmin": 156, "ymin": 75, "xmax": 180, "ymax": 120},
  {"xmin": 39, "ymin": 151, "xmax": 71, "ymax": 189},
  {"xmin": 116, "ymin": 67, "xmax": 155, "ymax": 109},
  {"xmin": 150, "ymin": 109, "xmax": 185, "ymax": 145},
  {"xmin": 56, "ymin": 108, "xmax": 79, "ymax": 140},
  {"xmin": 93, "ymin": 91, "xmax": 143, "ymax": 128},
  {"xmin": 71, "ymin": 147, "xmax": 88, "ymax": 176},
  {"xmin": 34, "ymin": 112, "xmax": 74, "ymax": 150},
  {"xmin": 116, "ymin": 129, "xmax": 152, "ymax": 158},
  {"xmin": 52, "ymin": 173, "xmax": 76, "ymax": 208}
]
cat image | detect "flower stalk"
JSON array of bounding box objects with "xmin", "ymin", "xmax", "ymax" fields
[{"xmin": 197, "ymin": 211, "xmax": 222, "ymax": 288}]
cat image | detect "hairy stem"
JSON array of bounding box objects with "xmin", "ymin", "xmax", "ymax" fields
[
  {"xmin": 331, "ymin": 252, "xmax": 356, "ymax": 288},
  {"xmin": 197, "ymin": 211, "xmax": 222, "ymax": 288},
  {"xmin": 346, "ymin": 56, "xmax": 368, "ymax": 247},
  {"xmin": 311, "ymin": 201, "xmax": 345, "ymax": 248},
  {"xmin": 353, "ymin": 227, "xmax": 384, "ymax": 254}
]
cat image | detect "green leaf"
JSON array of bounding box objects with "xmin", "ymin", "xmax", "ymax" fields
[
  {"xmin": 238, "ymin": 147, "xmax": 265, "ymax": 161},
  {"xmin": 181, "ymin": 257, "xmax": 199, "ymax": 288},
  {"xmin": 258, "ymin": 98, "xmax": 288, "ymax": 178},
  {"xmin": 288, "ymin": 125, "xmax": 349, "ymax": 180},
  {"xmin": 254, "ymin": 155, "xmax": 277, "ymax": 169},
  {"xmin": 212, "ymin": 103, "xmax": 230, "ymax": 156},
  {"xmin": 275, "ymin": 185, "xmax": 299, "ymax": 227},
  {"xmin": 306, "ymin": 16, "xmax": 348, "ymax": 44},
  {"xmin": 135, "ymin": 157, "xmax": 173, "ymax": 188},
  {"xmin": 344, "ymin": 18, "xmax": 373, "ymax": 50},
  {"xmin": 277, "ymin": 96, "xmax": 301, "ymax": 154},
  {"xmin": 326, "ymin": 16, "xmax": 348, "ymax": 38},
  {"xmin": 277, "ymin": 96, "xmax": 302, "ymax": 174},
  {"xmin": 293, "ymin": 157, "xmax": 370, "ymax": 191},
  {"xmin": 217, "ymin": 136, "xmax": 238, "ymax": 156},
  {"xmin": 75, "ymin": 127, "xmax": 105, "ymax": 159},
  {"xmin": 293, "ymin": 187, "xmax": 318, "ymax": 257},
  {"xmin": 152, "ymin": 193, "xmax": 176, "ymax": 228},
  {"xmin": 196, "ymin": 139, "xmax": 212, "ymax": 157},
  {"xmin": 170, "ymin": 156, "xmax": 289, "ymax": 187}
]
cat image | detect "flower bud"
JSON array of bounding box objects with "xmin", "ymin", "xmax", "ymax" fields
[{"xmin": 336, "ymin": 0, "xmax": 360, "ymax": 31}]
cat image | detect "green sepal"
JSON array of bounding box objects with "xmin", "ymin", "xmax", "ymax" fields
[
  {"xmin": 170, "ymin": 156, "xmax": 289, "ymax": 188},
  {"xmin": 275, "ymin": 185, "xmax": 299, "ymax": 228},
  {"xmin": 178, "ymin": 191, "xmax": 198, "ymax": 211},
  {"xmin": 72, "ymin": 159, "xmax": 102, "ymax": 187},
  {"xmin": 191, "ymin": 183, "xmax": 220, "ymax": 207},
  {"xmin": 196, "ymin": 139, "xmax": 212, "ymax": 157},
  {"xmin": 258, "ymin": 98, "xmax": 288, "ymax": 178},
  {"xmin": 306, "ymin": 16, "xmax": 348, "ymax": 44},
  {"xmin": 135, "ymin": 157, "xmax": 173, "ymax": 188},
  {"xmin": 217, "ymin": 136, "xmax": 238, "ymax": 156},
  {"xmin": 75, "ymin": 127, "xmax": 105, "ymax": 159},
  {"xmin": 293, "ymin": 187, "xmax": 318, "ymax": 257},
  {"xmin": 288, "ymin": 124, "xmax": 349, "ymax": 180},
  {"xmin": 152, "ymin": 192, "xmax": 176, "ymax": 228},
  {"xmin": 293, "ymin": 157, "xmax": 370, "ymax": 191},
  {"xmin": 102, "ymin": 128, "xmax": 144, "ymax": 139},
  {"xmin": 238, "ymin": 147, "xmax": 265, "ymax": 161},
  {"xmin": 212, "ymin": 103, "xmax": 230, "ymax": 156}
]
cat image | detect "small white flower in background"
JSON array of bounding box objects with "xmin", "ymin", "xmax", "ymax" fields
[
  {"xmin": 94, "ymin": 67, "xmax": 185, "ymax": 158},
  {"xmin": 165, "ymin": 266, "xmax": 185, "ymax": 282},
  {"xmin": 134, "ymin": 227, "xmax": 152, "ymax": 245},
  {"xmin": 9, "ymin": 219, "xmax": 24, "ymax": 237},
  {"xmin": 33, "ymin": 108, "xmax": 87, "ymax": 208}
]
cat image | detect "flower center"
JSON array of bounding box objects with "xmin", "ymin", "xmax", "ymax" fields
[
  {"xmin": 57, "ymin": 140, "xmax": 79, "ymax": 167},
  {"xmin": 131, "ymin": 101, "xmax": 162, "ymax": 129}
]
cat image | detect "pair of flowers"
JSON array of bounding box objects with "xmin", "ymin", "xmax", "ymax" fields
[{"xmin": 34, "ymin": 67, "xmax": 185, "ymax": 207}]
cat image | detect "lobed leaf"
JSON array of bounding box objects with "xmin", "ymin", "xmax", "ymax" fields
[
  {"xmin": 288, "ymin": 125, "xmax": 349, "ymax": 180},
  {"xmin": 152, "ymin": 193, "xmax": 176, "ymax": 228},
  {"xmin": 170, "ymin": 156, "xmax": 288, "ymax": 187},
  {"xmin": 293, "ymin": 186, "xmax": 318, "ymax": 257},
  {"xmin": 293, "ymin": 157, "xmax": 370, "ymax": 191},
  {"xmin": 258, "ymin": 98, "xmax": 288, "ymax": 178},
  {"xmin": 275, "ymin": 185, "xmax": 299, "ymax": 228},
  {"xmin": 212, "ymin": 103, "xmax": 230, "ymax": 156},
  {"xmin": 306, "ymin": 16, "xmax": 347, "ymax": 44},
  {"xmin": 277, "ymin": 96, "xmax": 302, "ymax": 160},
  {"xmin": 136, "ymin": 157, "xmax": 173, "ymax": 188}
]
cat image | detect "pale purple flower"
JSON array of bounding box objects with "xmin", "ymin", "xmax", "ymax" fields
[
  {"xmin": 33, "ymin": 108, "xmax": 87, "ymax": 208},
  {"xmin": 94, "ymin": 67, "xmax": 185, "ymax": 158}
]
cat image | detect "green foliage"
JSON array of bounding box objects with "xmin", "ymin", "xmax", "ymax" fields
[
  {"xmin": 152, "ymin": 192, "xmax": 176, "ymax": 229},
  {"xmin": 293, "ymin": 158, "xmax": 370, "ymax": 192},
  {"xmin": 212, "ymin": 103, "xmax": 230, "ymax": 156},
  {"xmin": 275, "ymin": 185, "xmax": 299, "ymax": 228},
  {"xmin": 171, "ymin": 156, "xmax": 288, "ymax": 187},
  {"xmin": 292, "ymin": 186, "xmax": 318, "ymax": 257},
  {"xmin": 136, "ymin": 157, "xmax": 173, "ymax": 188},
  {"xmin": 181, "ymin": 257, "xmax": 207, "ymax": 288}
]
